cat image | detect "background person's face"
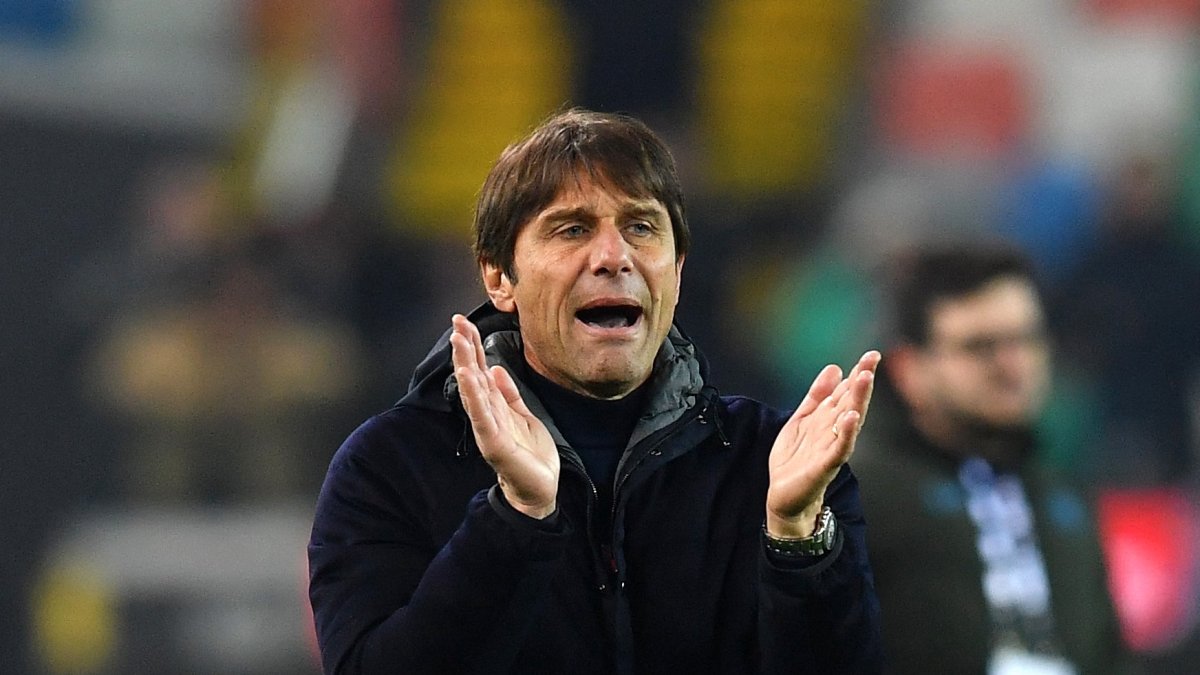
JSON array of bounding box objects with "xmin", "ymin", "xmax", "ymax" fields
[
  {"xmin": 485, "ymin": 174, "xmax": 683, "ymax": 399},
  {"xmin": 912, "ymin": 277, "xmax": 1050, "ymax": 432}
]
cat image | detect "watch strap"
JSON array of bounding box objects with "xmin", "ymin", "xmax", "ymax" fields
[{"xmin": 762, "ymin": 506, "xmax": 837, "ymax": 557}]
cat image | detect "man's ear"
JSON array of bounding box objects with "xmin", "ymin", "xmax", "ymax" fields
[
  {"xmin": 482, "ymin": 262, "xmax": 517, "ymax": 313},
  {"xmin": 673, "ymin": 254, "xmax": 686, "ymax": 302}
]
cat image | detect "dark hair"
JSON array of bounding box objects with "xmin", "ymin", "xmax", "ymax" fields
[
  {"xmin": 472, "ymin": 108, "xmax": 690, "ymax": 280},
  {"xmin": 890, "ymin": 244, "xmax": 1039, "ymax": 345}
]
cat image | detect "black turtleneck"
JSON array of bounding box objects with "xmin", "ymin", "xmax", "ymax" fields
[{"xmin": 524, "ymin": 365, "xmax": 648, "ymax": 505}]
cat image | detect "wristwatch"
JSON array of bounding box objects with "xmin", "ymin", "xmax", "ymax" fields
[{"xmin": 762, "ymin": 506, "xmax": 837, "ymax": 557}]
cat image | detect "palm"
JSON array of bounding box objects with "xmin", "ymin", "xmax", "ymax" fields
[
  {"xmin": 481, "ymin": 370, "xmax": 559, "ymax": 511},
  {"xmin": 766, "ymin": 351, "xmax": 880, "ymax": 537},
  {"xmin": 450, "ymin": 315, "xmax": 559, "ymax": 518}
]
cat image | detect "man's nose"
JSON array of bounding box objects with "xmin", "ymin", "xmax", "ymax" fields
[
  {"xmin": 589, "ymin": 224, "xmax": 633, "ymax": 275},
  {"xmin": 988, "ymin": 335, "xmax": 1044, "ymax": 373}
]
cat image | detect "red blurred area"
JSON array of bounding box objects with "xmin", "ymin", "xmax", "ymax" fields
[
  {"xmin": 873, "ymin": 42, "xmax": 1030, "ymax": 160},
  {"xmin": 1086, "ymin": 0, "xmax": 1200, "ymax": 24},
  {"xmin": 1097, "ymin": 487, "xmax": 1200, "ymax": 652}
]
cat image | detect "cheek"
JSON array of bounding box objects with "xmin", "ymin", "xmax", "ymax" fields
[
  {"xmin": 929, "ymin": 366, "xmax": 974, "ymax": 403},
  {"xmin": 1027, "ymin": 351, "xmax": 1051, "ymax": 379},
  {"xmin": 517, "ymin": 283, "xmax": 576, "ymax": 339},
  {"xmin": 652, "ymin": 259, "xmax": 683, "ymax": 301}
]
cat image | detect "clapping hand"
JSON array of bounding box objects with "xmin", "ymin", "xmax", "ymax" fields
[
  {"xmin": 449, "ymin": 314, "xmax": 559, "ymax": 519},
  {"xmin": 765, "ymin": 351, "xmax": 880, "ymax": 538}
]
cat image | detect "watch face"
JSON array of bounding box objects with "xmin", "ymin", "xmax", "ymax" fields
[
  {"xmin": 820, "ymin": 519, "xmax": 835, "ymax": 549},
  {"xmin": 812, "ymin": 507, "xmax": 836, "ymax": 554}
]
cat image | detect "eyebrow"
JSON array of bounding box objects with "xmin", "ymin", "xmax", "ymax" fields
[{"xmin": 539, "ymin": 201, "xmax": 667, "ymax": 225}]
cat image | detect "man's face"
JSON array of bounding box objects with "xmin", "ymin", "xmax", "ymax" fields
[
  {"xmin": 484, "ymin": 174, "xmax": 684, "ymax": 399},
  {"xmin": 909, "ymin": 277, "xmax": 1050, "ymax": 432}
]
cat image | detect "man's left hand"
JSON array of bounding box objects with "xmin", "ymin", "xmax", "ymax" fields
[{"xmin": 765, "ymin": 351, "xmax": 880, "ymax": 539}]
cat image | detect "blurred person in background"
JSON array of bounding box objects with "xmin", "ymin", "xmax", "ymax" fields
[
  {"xmin": 89, "ymin": 247, "xmax": 365, "ymax": 502},
  {"xmin": 1051, "ymin": 152, "xmax": 1200, "ymax": 487},
  {"xmin": 851, "ymin": 245, "xmax": 1131, "ymax": 674},
  {"xmin": 307, "ymin": 109, "xmax": 884, "ymax": 674},
  {"xmin": 77, "ymin": 157, "xmax": 367, "ymax": 504}
]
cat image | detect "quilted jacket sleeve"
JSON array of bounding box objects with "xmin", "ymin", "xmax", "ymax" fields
[
  {"xmin": 307, "ymin": 414, "xmax": 571, "ymax": 675},
  {"xmin": 757, "ymin": 464, "xmax": 884, "ymax": 674}
]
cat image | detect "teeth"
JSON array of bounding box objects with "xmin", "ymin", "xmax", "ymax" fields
[{"xmin": 592, "ymin": 315, "xmax": 629, "ymax": 329}]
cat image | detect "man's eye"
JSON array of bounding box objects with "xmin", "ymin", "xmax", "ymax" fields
[
  {"xmin": 628, "ymin": 222, "xmax": 653, "ymax": 235},
  {"xmin": 959, "ymin": 339, "xmax": 996, "ymax": 357},
  {"xmin": 559, "ymin": 224, "xmax": 586, "ymax": 238}
]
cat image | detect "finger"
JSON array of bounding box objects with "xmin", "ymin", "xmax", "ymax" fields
[
  {"xmin": 829, "ymin": 350, "xmax": 882, "ymax": 407},
  {"xmin": 860, "ymin": 349, "xmax": 882, "ymax": 372},
  {"xmin": 450, "ymin": 314, "xmax": 487, "ymax": 370},
  {"xmin": 482, "ymin": 366, "xmax": 518, "ymax": 435},
  {"xmin": 828, "ymin": 409, "xmax": 862, "ymax": 465},
  {"xmin": 846, "ymin": 351, "xmax": 881, "ymax": 391},
  {"xmin": 794, "ymin": 364, "xmax": 842, "ymax": 418},
  {"xmin": 493, "ymin": 365, "xmax": 535, "ymax": 418},
  {"xmin": 771, "ymin": 365, "xmax": 842, "ymax": 467},
  {"xmin": 795, "ymin": 368, "xmax": 871, "ymax": 465},
  {"xmin": 834, "ymin": 369, "xmax": 876, "ymax": 444},
  {"xmin": 450, "ymin": 331, "xmax": 498, "ymax": 437},
  {"xmin": 450, "ymin": 316, "xmax": 485, "ymax": 390},
  {"xmin": 849, "ymin": 366, "xmax": 877, "ymax": 427},
  {"xmin": 840, "ymin": 353, "xmax": 879, "ymax": 418},
  {"xmin": 451, "ymin": 333, "xmax": 488, "ymax": 395},
  {"xmin": 450, "ymin": 318, "xmax": 478, "ymax": 374},
  {"xmin": 811, "ymin": 354, "xmax": 878, "ymax": 441},
  {"xmin": 465, "ymin": 315, "xmax": 489, "ymax": 372}
]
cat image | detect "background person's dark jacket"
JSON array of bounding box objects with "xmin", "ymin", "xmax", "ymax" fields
[
  {"xmin": 852, "ymin": 366, "xmax": 1130, "ymax": 675},
  {"xmin": 308, "ymin": 302, "xmax": 884, "ymax": 674}
]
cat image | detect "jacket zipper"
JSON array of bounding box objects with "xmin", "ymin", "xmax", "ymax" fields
[
  {"xmin": 607, "ymin": 395, "xmax": 718, "ymax": 578},
  {"xmin": 559, "ymin": 392, "xmax": 721, "ymax": 592},
  {"xmin": 559, "ymin": 446, "xmax": 613, "ymax": 590}
]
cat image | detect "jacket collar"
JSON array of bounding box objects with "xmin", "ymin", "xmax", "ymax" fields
[{"xmin": 399, "ymin": 301, "xmax": 707, "ymax": 452}]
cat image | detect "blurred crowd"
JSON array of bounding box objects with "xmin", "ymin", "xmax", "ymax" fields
[{"xmin": 3, "ymin": 0, "xmax": 1200, "ymax": 673}]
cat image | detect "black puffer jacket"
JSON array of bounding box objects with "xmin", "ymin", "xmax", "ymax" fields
[{"xmin": 308, "ymin": 302, "xmax": 883, "ymax": 674}]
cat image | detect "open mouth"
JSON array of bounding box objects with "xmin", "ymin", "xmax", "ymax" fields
[{"xmin": 576, "ymin": 303, "xmax": 643, "ymax": 329}]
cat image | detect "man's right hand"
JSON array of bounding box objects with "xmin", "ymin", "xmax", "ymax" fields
[{"xmin": 450, "ymin": 314, "xmax": 560, "ymax": 519}]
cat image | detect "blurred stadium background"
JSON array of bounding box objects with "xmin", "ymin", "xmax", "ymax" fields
[{"xmin": 2, "ymin": 0, "xmax": 1199, "ymax": 673}]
